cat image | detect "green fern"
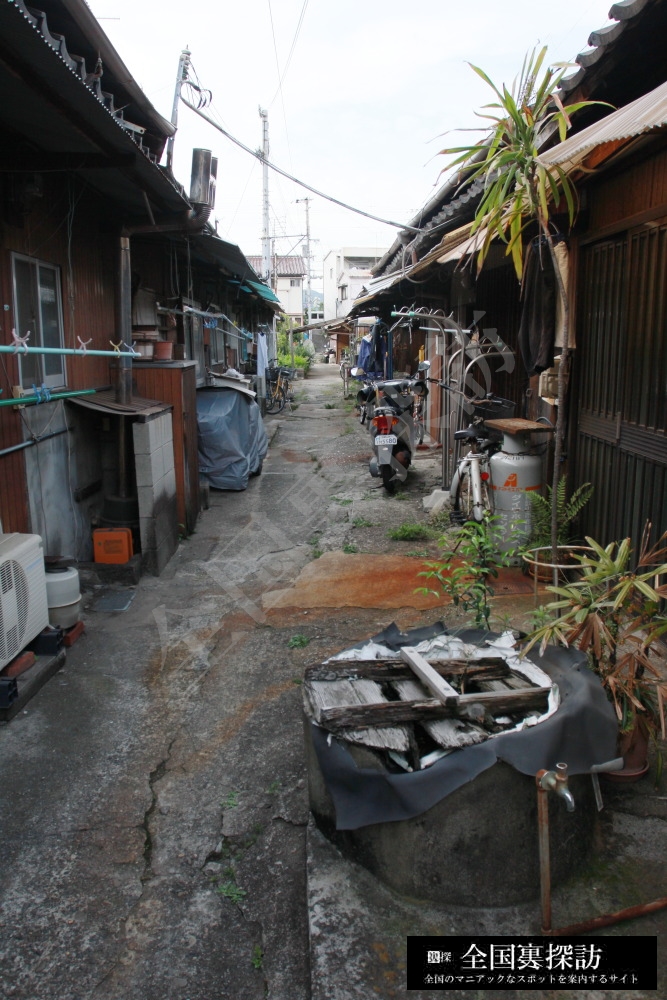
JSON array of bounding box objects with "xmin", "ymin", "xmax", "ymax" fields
[{"xmin": 529, "ymin": 477, "xmax": 593, "ymax": 547}]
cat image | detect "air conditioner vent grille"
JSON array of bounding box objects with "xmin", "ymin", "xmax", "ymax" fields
[{"xmin": 0, "ymin": 558, "xmax": 30, "ymax": 662}]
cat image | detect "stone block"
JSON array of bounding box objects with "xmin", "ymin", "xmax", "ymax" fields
[
  {"xmin": 136, "ymin": 485, "xmax": 156, "ymax": 520},
  {"xmin": 161, "ymin": 441, "xmax": 175, "ymax": 476},
  {"xmin": 422, "ymin": 488, "xmax": 449, "ymax": 513}
]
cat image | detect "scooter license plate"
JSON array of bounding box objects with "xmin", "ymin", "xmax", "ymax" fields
[{"xmin": 374, "ymin": 434, "xmax": 398, "ymax": 446}]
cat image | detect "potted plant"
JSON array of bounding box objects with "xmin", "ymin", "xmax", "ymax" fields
[
  {"xmin": 523, "ymin": 477, "xmax": 593, "ymax": 581},
  {"xmin": 523, "ymin": 527, "xmax": 667, "ymax": 779}
]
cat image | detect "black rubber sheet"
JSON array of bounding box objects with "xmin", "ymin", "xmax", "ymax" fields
[{"xmin": 310, "ymin": 624, "xmax": 619, "ymax": 830}]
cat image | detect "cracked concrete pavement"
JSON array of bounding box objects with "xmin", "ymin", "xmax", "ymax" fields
[
  {"xmin": 0, "ymin": 363, "xmax": 448, "ymax": 999},
  {"xmin": 3, "ymin": 363, "xmax": 665, "ymax": 1000}
]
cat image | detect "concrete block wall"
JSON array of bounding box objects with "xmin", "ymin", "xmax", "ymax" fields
[{"xmin": 132, "ymin": 412, "xmax": 179, "ymax": 575}]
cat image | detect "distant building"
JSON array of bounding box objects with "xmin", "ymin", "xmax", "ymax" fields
[
  {"xmin": 248, "ymin": 255, "xmax": 306, "ymax": 324},
  {"xmin": 322, "ymin": 247, "xmax": 386, "ymax": 318}
]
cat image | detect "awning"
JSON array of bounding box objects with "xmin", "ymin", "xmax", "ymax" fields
[
  {"xmin": 350, "ymin": 222, "xmax": 479, "ymax": 312},
  {"xmin": 540, "ymin": 79, "xmax": 667, "ymax": 173},
  {"xmin": 245, "ymin": 280, "xmax": 281, "ymax": 304}
]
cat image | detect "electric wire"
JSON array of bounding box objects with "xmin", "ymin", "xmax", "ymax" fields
[
  {"xmin": 180, "ymin": 96, "xmax": 420, "ymax": 233},
  {"xmin": 269, "ymin": 0, "xmax": 309, "ymax": 105},
  {"xmin": 266, "ymin": 0, "xmax": 293, "ymax": 168}
]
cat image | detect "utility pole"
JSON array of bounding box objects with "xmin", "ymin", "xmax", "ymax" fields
[
  {"xmin": 296, "ymin": 197, "xmax": 312, "ymax": 328},
  {"xmin": 258, "ymin": 108, "xmax": 271, "ymax": 410},
  {"xmin": 166, "ymin": 48, "xmax": 191, "ymax": 172},
  {"xmin": 259, "ymin": 108, "xmax": 271, "ymax": 284}
]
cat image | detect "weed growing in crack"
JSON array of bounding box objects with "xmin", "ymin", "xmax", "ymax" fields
[
  {"xmin": 311, "ymin": 548, "xmax": 323, "ymax": 559},
  {"xmin": 221, "ymin": 791, "xmax": 239, "ymax": 809},
  {"xmin": 388, "ymin": 522, "xmax": 434, "ymax": 541},
  {"xmin": 252, "ymin": 944, "xmax": 264, "ymax": 970},
  {"xmin": 352, "ymin": 517, "xmax": 373, "ymax": 528},
  {"xmin": 332, "ymin": 496, "xmax": 353, "ymax": 506},
  {"xmin": 217, "ymin": 872, "xmax": 247, "ymax": 905},
  {"xmin": 288, "ymin": 634, "xmax": 310, "ymax": 648},
  {"xmin": 342, "ymin": 543, "xmax": 358, "ymax": 554},
  {"xmin": 266, "ymin": 780, "xmax": 280, "ymax": 795}
]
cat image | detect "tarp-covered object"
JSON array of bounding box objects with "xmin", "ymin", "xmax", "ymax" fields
[
  {"xmin": 309, "ymin": 624, "xmax": 619, "ymax": 830},
  {"xmin": 197, "ymin": 387, "xmax": 268, "ymax": 490}
]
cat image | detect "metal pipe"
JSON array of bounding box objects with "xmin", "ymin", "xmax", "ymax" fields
[
  {"xmin": 536, "ymin": 764, "xmax": 575, "ymax": 933},
  {"xmin": 118, "ymin": 236, "xmax": 133, "ymax": 406},
  {"xmin": 0, "ymin": 388, "xmax": 98, "ymax": 408},
  {"xmin": 549, "ymin": 897, "xmax": 667, "ymax": 936},
  {"xmin": 0, "ymin": 346, "xmax": 136, "ymax": 358},
  {"xmin": 0, "ymin": 426, "xmax": 69, "ymax": 459},
  {"xmin": 536, "ymin": 770, "xmax": 553, "ymax": 933}
]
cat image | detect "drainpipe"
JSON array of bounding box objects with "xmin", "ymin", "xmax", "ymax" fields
[{"xmin": 118, "ymin": 236, "xmax": 133, "ymax": 498}]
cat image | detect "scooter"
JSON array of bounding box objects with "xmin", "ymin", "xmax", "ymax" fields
[{"xmin": 352, "ymin": 362, "xmax": 430, "ymax": 493}]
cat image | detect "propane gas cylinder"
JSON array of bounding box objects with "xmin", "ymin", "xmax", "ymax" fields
[{"xmin": 489, "ymin": 432, "xmax": 542, "ymax": 550}]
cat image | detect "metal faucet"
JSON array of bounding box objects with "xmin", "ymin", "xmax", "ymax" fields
[{"xmin": 538, "ymin": 761, "xmax": 575, "ymax": 812}]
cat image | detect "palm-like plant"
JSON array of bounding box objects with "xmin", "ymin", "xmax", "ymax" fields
[
  {"xmin": 523, "ymin": 529, "xmax": 667, "ymax": 734},
  {"xmin": 439, "ymin": 47, "xmax": 608, "ymax": 570}
]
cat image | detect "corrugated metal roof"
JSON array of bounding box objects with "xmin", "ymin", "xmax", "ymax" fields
[
  {"xmin": 540, "ymin": 79, "xmax": 667, "ymax": 171},
  {"xmin": 247, "ymin": 255, "xmax": 306, "ymax": 276},
  {"xmin": 371, "ymin": 0, "xmax": 659, "ymax": 282}
]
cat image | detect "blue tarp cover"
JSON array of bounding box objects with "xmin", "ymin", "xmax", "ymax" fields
[{"xmin": 197, "ymin": 387, "xmax": 268, "ymax": 490}]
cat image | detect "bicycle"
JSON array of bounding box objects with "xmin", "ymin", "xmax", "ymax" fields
[
  {"xmin": 449, "ymin": 418, "xmax": 497, "ymax": 524},
  {"xmin": 265, "ymin": 360, "xmax": 293, "ymax": 413},
  {"xmin": 339, "ymin": 357, "xmax": 351, "ymax": 399},
  {"xmin": 413, "ymin": 395, "xmax": 426, "ymax": 446}
]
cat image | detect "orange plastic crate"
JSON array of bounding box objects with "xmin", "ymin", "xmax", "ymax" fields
[{"xmin": 93, "ymin": 528, "xmax": 134, "ymax": 564}]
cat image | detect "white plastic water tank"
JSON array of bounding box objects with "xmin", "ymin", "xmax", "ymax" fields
[{"xmin": 45, "ymin": 567, "xmax": 81, "ymax": 629}]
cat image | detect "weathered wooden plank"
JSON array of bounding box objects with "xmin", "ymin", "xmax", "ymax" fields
[
  {"xmin": 318, "ymin": 698, "xmax": 455, "ymax": 731},
  {"xmin": 306, "ymin": 661, "xmax": 510, "ymax": 683},
  {"xmin": 456, "ymin": 687, "xmax": 551, "ymax": 714},
  {"xmin": 317, "ymin": 686, "xmax": 551, "ymax": 731},
  {"xmin": 400, "ymin": 647, "xmax": 459, "ymax": 704},
  {"xmin": 305, "ymin": 678, "xmax": 410, "ymax": 750},
  {"xmin": 392, "ymin": 679, "xmax": 487, "ymax": 748}
]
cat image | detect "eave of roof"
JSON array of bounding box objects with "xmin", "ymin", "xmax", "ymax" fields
[
  {"xmin": 0, "ymin": 0, "xmax": 188, "ymax": 216},
  {"xmin": 540, "ymin": 78, "xmax": 667, "ymax": 173},
  {"xmin": 371, "ymin": 0, "xmax": 663, "ymax": 281}
]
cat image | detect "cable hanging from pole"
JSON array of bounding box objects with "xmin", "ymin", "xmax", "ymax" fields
[{"xmin": 180, "ymin": 96, "xmax": 420, "ymax": 234}]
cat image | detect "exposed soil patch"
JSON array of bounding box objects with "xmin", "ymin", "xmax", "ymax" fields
[
  {"xmin": 262, "ymin": 552, "xmax": 449, "ymax": 611},
  {"xmin": 280, "ymin": 449, "xmax": 314, "ymax": 463}
]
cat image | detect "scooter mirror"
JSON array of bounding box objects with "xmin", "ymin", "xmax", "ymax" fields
[
  {"xmin": 417, "ymin": 360, "xmax": 431, "ymax": 372},
  {"xmin": 351, "ymin": 367, "xmax": 364, "ymax": 377}
]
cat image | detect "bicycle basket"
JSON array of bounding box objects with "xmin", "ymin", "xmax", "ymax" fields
[
  {"xmin": 266, "ymin": 366, "xmax": 279, "ymax": 381},
  {"xmin": 471, "ymin": 397, "xmax": 515, "ymax": 421}
]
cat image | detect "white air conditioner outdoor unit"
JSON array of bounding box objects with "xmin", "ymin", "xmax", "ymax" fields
[{"xmin": 0, "ymin": 534, "xmax": 49, "ymax": 670}]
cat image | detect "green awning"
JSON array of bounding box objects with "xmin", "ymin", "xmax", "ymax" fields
[{"xmin": 245, "ymin": 280, "xmax": 281, "ymax": 304}]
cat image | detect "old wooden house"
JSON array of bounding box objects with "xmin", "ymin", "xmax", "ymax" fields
[
  {"xmin": 0, "ymin": 0, "xmax": 278, "ymax": 573},
  {"xmin": 350, "ymin": 0, "xmax": 667, "ymax": 545}
]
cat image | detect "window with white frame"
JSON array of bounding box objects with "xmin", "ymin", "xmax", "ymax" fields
[
  {"xmin": 12, "ymin": 253, "xmax": 66, "ymax": 389},
  {"xmin": 290, "ymin": 278, "xmax": 301, "ymax": 287}
]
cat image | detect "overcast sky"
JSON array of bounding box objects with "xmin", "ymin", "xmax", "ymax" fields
[{"xmin": 87, "ymin": 0, "xmax": 615, "ymax": 285}]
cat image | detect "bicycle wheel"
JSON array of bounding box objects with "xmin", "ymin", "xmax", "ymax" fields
[
  {"xmin": 273, "ymin": 385, "xmax": 287, "ymax": 412},
  {"xmin": 451, "ymin": 461, "xmax": 490, "ymax": 523},
  {"xmin": 265, "ymin": 383, "xmax": 280, "ymax": 412},
  {"xmin": 415, "ymin": 414, "xmax": 425, "ymax": 446}
]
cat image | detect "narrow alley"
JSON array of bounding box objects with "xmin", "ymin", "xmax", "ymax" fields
[{"xmin": 2, "ymin": 365, "xmax": 666, "ymax": 1000}]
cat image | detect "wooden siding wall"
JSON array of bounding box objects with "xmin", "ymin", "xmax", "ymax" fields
[
  {"xmin": 571, "ymin": 146, "xmax": 667, "ymax": 545},
  {"xmin": 588, "ymin": 147, "xmax": 667, "ymax": 234},
  {"xmin": 0, "ymin": 175, "xmax": 118, "ymax": 532},
  {"xmin": 131, "ymin": 363, "xmax": 200, "ymax": 533}
]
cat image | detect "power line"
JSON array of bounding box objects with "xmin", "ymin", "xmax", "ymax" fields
[
  {"xmin": 269, "ymin": 0, "xmax": 309, "ymax": 105},
  {"xmin": 181, "ymin": 96, "xmax": 420, "ymax": 234}
]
